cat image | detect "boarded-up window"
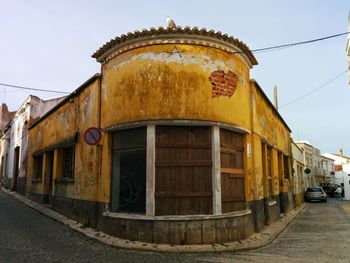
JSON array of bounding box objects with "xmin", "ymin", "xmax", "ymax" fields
[
  {"xmin": 155, "ymin": 126, "xmax": 212, "ymax": 215},
  {"xmin": 283, "ymin": 155, "xmax": 290, "ymax": 180},
  {"xmin": 278, "ymin": 152, "xmax": 283, "ymax": 182},
  {"xmin": 33, "ymin": 155, "xmax": 43, "ymax": 180},
  {"xmin": 220, "ymin": 129, "xmax": 245, "ymax": 213},
  {"xmin": 111, "ymin": 127, "xmax": 146, "ymax": 213},
  {"xmin": 267, "ymin": 147, "xmax": 274, "ymax": 199}
]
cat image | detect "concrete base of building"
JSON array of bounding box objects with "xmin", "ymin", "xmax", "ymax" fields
[
  {"xmin": 24, "ymin": 192, "xmax": 297, "ymax": 245},
  {"xmin": 4, "ymin": 177, "xmax": 11, "ymax": 190},
  {"xmin": 1, "ymin": 187, "xmax": 308, "ymax": 252},
  {"xmin": 99, "ymin": 210, "xmax": 255, "ymax": 245},
  {"xmin": 27, "ymin": 192, "xmax": 45, "ymax": 204},
  {"xmin": 268, "ymin": 196, "xmax": 282, "ymax": 222},
  {"xmin": 250, "ymin": 199, "xmax": 266, "ymax": 232},
  {"xmin": 17, "ymin": 177, "xmax": 26, "ymax": 195},
  {"xmin": 51, "ymin": 196, "xmax": 101, "ymax": 228},
  {"xmin": 294, "ymin": 192, "xmax": 304, "ymax": 207},
  {"xmin": 279, "ymin": 192, "xmax": 289, "ymax": 214}
]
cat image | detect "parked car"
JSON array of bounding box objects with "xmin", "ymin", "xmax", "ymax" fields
[
  {"xmin": 304, "ymin": 187, "xmax": 327, "ymax": 202},
  {"xmin": 320, "ymin": 183, "xmax": 337, "ymax": 197}
]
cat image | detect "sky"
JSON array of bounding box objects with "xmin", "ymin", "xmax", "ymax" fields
[{"xmin": 1, "ymin": 0, "xmax": 349, "ymax": 154}]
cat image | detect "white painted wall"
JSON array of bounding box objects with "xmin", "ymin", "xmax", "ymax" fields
[
  {"xmin": 323, "ymin": 153, "xmax": 350, "ymax": 166},
  {"xmin": 0, "ymin": 131, "xmax": 10, "ymax": 185},
  {"xmin": 334, "ymin": 171, "xmax": 345, "ymax": 186},
  {"xmin": 344, "ymin": 174, "xmax": 350, "ymax": 201},
  {"xmin": 292, "ymin": 142, "xmax": 304, "ymax": 194},
  {"xmin": 3, "ymin": 95, "xmax": 64, "ymax": 190}
]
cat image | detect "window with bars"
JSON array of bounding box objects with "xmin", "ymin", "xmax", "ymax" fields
[{"xmin": 62, "ymin": 146, "xmax": 75, "ymax": 179}]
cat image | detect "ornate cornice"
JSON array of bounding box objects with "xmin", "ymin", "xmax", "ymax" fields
[{"xmin": 92, "ymin": 26, "xmax": 258, "ymax": 67}]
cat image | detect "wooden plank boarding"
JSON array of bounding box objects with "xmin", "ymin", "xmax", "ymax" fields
[
  {"xmin": 220, "ymin": 129, "xmax": 246, "ymax": 213},
  {"xmin": 155, "ymin": 126, "xmax": 212, "ymax": 215}
]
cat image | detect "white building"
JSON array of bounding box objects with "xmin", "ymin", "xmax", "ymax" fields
[
  {"xmin": 323, "ymin": 150, "xmax": 350, "ymax": 172},
  {"xmin": 320, "ymin": 155, "xmax": 335, "ymax": 183},
  {"xmin": 0, "ymin": 96, "xmax": 64, "ymax": 193},
  {"xmin": 295, "ymin": 140, "xmax": 317, "ymax": 187},
  {"xmin": 291, "ymin": 141, "xmax": 305, "ymax": 206}
]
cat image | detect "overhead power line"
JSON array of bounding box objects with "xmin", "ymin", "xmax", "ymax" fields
[
  {"xmin": 279, "ymin": 70, "xmax": 347, "ymax": 108},
  {"xmin": 236, "ymin": 31, "xmax": 349, "ymax": 54},
  {"xmin": 0, "ymin": 83, "xmax": 70, "ymax": 95},
  {"xmin": 0, "ymin": 31, "xmax": 349, "ymax": 95}
]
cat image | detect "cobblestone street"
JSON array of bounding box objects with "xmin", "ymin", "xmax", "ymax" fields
[{"xmin": 1, "ymin": 191, "xmax": 350, "ymax": 262}]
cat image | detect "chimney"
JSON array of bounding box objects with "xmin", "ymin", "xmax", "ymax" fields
[
  {"xmin": 273, "ymin": 85, "xmax": 278, "ymax": 111},
  {"xmin": 340, "ymin": 149, "xmax": 344, "ymax": 157}
]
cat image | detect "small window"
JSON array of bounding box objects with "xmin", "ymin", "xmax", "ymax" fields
[
  {"xmin": 33, "ymin": 155, "xmax": 43, "ymax": 180},
  {"xmin": 62, "ymin": 146, "xmax": 75, "ymax": 179}
]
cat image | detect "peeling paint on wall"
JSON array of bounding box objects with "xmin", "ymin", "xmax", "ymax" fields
[
  {"xmin": 101, "ymin": 44, "xmax": 251, "ymax": 129},
  {"xmin": 27, "ymin": 80, "xmax": 100, "ymax": 201},
  {"xmin": 113, "ymin": 51, "xmax": 235, "ymax": 73},
  {"xmin": 209, "ymin": 70, "xmax": 238, "ymax": 98}
]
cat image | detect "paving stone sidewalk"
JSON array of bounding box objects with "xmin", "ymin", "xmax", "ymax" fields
[{"xmin": 1, "ymin": 187, "xmax": 306, "ymax": 253}]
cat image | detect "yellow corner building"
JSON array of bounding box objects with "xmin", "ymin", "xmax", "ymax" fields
[{"xmin": 27, "ymin": 26, "xmax": 294, "ymax": 245}]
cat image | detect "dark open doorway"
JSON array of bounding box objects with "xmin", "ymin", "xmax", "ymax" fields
[
  {"xmin": 12, "ymin": 146, "xmax": 20, "ymax": 192},
  {"xmin": 111, "ymin": 127, "xmax": 146, "ymax": 213},
  {"xmin": 44, "ymin": 151, "xmax": 54, "ymax": 204}
]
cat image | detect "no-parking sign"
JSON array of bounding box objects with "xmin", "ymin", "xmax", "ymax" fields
[{"xmin": 84, "ymin": 127, "xmax": 102, "ymax": 145}]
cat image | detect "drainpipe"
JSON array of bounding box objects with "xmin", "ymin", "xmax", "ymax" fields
[{"xmin": 94, "ymin": 71, "xmax": 103, "ymax": 226}]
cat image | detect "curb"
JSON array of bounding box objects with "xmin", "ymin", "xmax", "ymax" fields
[{"xmin": 0, "ymin": 188, "xmax": 306, "ymax": 253}]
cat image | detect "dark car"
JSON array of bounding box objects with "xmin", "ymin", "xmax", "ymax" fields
[
  {"xmin": 304, "ymin": 187, "xmax": 327, "ymax": 202},
  {"xmin": 320, "ymin": 183, "xmax": 337, "ymax": 197}
]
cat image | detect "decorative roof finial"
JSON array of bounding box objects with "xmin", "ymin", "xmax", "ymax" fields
[{"xmin": 166, "ymin": 16, "xmax": 177, "ymax": 29}]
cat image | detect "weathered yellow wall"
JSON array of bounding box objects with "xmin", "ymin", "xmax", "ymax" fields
[
  {"xmin": 97, "ymin": 133, "xmax": 111, "ymax": 203},
  {"xmin": 244, "ymin": 133, "xmax": 254, "ymax": 202},
  {"xmin": 101, "ymin": 44, "xmax": 251, "ymax": 129},
  {"xmin": 27, "ymin": 43, "xmax": 292, "ymax": 206},
  {"xmin": 249, "ymin": 81, "xmax": 292, "ymax": 199},
  {"xmin": 27, "ymin": 79, "xmax": 101, "ymax": 201},
  {"xmin": 250, "ymin": 82, "xmax": 290, "ymax": 154},
  {"xmin": 98, "ymin": 44, "xmax": 253, "ymax": 203},
  {"xmin": 253, "ymin": 134, "xmax": 265, "ymax": 200}
]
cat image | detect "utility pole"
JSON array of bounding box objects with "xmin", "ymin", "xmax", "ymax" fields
[{"xmin": 274, "ymin": 85, "xmax": 278, "ymax": 111}]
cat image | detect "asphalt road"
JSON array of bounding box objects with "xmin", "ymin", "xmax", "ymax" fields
[{"xmin": 1, "ymin": 191, "xmax": 350, "ymax": 263}]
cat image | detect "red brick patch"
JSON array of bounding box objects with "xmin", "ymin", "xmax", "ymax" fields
[{"xmin": 209, "ymin": 70, "xmax": 238, "ymax": 98}]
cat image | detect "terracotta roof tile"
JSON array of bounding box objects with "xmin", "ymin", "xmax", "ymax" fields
[{"xmin": 92, "ymin": 26, "xmax": 258, "ymax": 66}]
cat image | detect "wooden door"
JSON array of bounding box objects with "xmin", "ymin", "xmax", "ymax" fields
[
  {"xmin": 220, "ymin": 129, "xmax": 245, "ymax": 213},
  {"xmin": 155, "ymin": 126, "xmax": 212, "ymax": 215}
]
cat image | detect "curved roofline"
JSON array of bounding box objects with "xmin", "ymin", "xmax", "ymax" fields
[{"xmin": 92, "ymin": 26, "xmax": 258, "ymax": 67}]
